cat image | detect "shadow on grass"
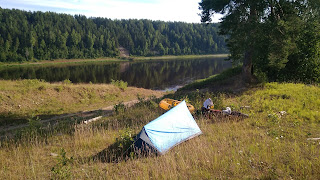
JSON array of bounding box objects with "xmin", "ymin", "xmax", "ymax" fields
[
  {"xmin": 0, "ymin": 108, "xmax": 113, "ymax": 137},
  {"xmin": 91, "ymin": 133, "xmax": 157, "ymax": 163}
]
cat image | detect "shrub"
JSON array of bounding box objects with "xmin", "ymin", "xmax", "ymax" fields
[
  {"xmin": 114, "ymin": 102, "xmax": 126, "ymax": 114},
  {"xmin": 51, "ymin": 148, "xmax": 73, "ymax": 179},
  {"xmin": 54, "ymin": 86, "xmax": 63, "ymax": 92},
  {"xmin": 111, "ymin": 79, "xmax": 128, "ymax": 90},
  {"xmin": 63, "ymin": 79, "xmax": 72, "ymax": 84},
  {"xmin": 20, "ymin": 79, "xmax": 45, "ymax": 88}
]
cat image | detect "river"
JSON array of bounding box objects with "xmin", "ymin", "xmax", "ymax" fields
[{"xmin": 0, "ymin": 57, "xmax": 231, "ymax": 91}]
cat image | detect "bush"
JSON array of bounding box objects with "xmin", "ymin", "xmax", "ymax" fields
[
  {"xmin": 114, "ymin": 102, "xmax": 126, "ymax": 114},
  {"xmin": 20, "ymin": 79, "xmax": 45, "ymax": 88},
  {"xmin": 63, "ymin": 79, "xmax": 72, "ymax": 84},
  {"xmin": 111, "ymin": 79, "xmax": 128, "ymax": 91},
  {"xmin": 51, "ymin": 148, "xmax": 73, "ymax": 179}
]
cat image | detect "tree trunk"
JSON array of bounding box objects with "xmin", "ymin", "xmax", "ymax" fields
[
  {"xmin": 242, "ymin": 50, "xmax": 253, "ymax": 83},
  {"xmin": 242, "ymin": 4, "xmax": 257, "ymax": 83}
]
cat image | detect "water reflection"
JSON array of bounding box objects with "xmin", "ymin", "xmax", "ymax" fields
[{"xmin": 0, "ymin": 58, "xmax": 231, "ymax": 90}]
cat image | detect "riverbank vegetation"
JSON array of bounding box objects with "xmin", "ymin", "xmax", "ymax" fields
[
  {"xmin": 0, "ymin": 54, "xmax": 229, "ymax": 66},
  {"xmin": 0, "ymin": 8, "xmax": 228, "ymax": 63},
  {"xmin": 0, "ymin": 75, "xmax": 319, "ymax": 178}
]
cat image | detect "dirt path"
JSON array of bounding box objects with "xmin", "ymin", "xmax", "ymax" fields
[{"xmin": 0, "ymin": 99, "xmax": 141, "ymax": 137}]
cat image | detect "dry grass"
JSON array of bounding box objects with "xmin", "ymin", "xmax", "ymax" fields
[
  {"xmin": 0, "ymin": 79, "xmax": 165, "ymax": 125},
  {"xmin": 0, "ymin": 82, "xmax": 319, "ymax": 179}
]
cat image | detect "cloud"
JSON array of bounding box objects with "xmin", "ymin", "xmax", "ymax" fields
[{"xmin": 0, "ymin": 0, "xmax": 222, "ymax": 23}]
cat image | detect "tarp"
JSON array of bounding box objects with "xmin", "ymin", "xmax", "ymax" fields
[{"xmin": 134, "ymin": 100, "xmax": 202, "ymax": 154}]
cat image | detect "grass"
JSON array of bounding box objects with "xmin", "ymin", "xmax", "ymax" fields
[
  {"xmin": 0, "ymin": 57, "xmax": 123, "ymax": 67},
  {"xmin": 0, "ymin": 54, "xmax": 229, "ymax": 67},
  {"xmin": 0, "ymin": 79, "xmax": 319, "ymax": 179},
  {"xmin": 0, "ymin": 79, "xmax": 165, "ymax": 126},
  {"xmin": 178, "ymin": 66, "xmax": 242, "ymax": 92},
  {"xmin": 133, "ymin": 54, "xmax": 229, "ymax": 61},
  {"xmin": 0, "ymin": 66, "xmax": 319, "ymax": 178}
]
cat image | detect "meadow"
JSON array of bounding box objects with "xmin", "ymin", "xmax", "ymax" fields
[
  {"xmin": 0, "ymin": 79, "xmax": 164, "ymax": 127},
  {"xmin": 0, "ymin": 73, "xmax": 319, "ymax": 179}
]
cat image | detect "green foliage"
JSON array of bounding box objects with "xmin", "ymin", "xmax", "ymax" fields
[
  {"xmin": 51, "ymin": 148, "xmax": 73, "ymax": 179},
  {"xmin": 14, "ymin": 115, "xmax": 43, "ymax": 140},
  {"xmin": 280, "ymin": 20, "xmax": 320, "ymax": 83},
  {"xmin": 63, "ymin": 79, "xmax": 72, "ymax": 84},
  {"xmin": 181, "ymin": 95, "xmax": 190, "ymax": 104},
  {"xmin": 111, "ymin": 79, "xmax": 128, "ymax": 90},
  {"xmin": 254, "ymin": 69, "xmax": 269, "ymax": 84},
  {"xmin": 200, "ymin": 0, "xmax": 320, "ymax": 83},
  {"xmin": 20, "ymin": 79, "xmax": 46, "ymax": 88},
  {"xmin": 101, "ymin": 128, "xmax": 135, "ymax": 162},
  {"xmin": 54, "ymin": 85, "xmax": 63, "ymax": 92},
  {"xmin": 115, "ymin": 128, "xmax": 134, "ymax": 150},
  {"xmin": 210, "ymin": 93, "xmax": 225, "ymax": 110},
  {"xmin": 180, "ymin": 66, "xmax": 242, "ymax": 90},
  {"xmin": 113, "ymin": 102, "xmax": 126, "ymax": 114},
  {"xmin": 0, "ymin": 8, "xmax": 228, "ymax": 62},
  {"xmin": 135, "ymin": 95, "xmax": 159, "ymax": 109}
]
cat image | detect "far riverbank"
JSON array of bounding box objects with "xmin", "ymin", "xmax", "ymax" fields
[{"xmin": 0, "ymin": 54, "xmax": 229, "ymax": 67}]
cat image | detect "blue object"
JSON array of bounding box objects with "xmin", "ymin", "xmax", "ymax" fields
[{"xmin": 134, "ymin": 100, "xmax": 202, "ymax": 154}]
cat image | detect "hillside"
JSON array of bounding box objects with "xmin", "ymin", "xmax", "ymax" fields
[
  {"xmin": 0, "ymin": 8, "xmax": 228, "ymax": 62},
  {"xmin": 0, "ymin": 73, "xmax": 319, "ymax": 179}
]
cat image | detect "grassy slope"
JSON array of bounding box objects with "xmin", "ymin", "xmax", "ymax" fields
[
  {"xmin": 178, "ymin": 66, "xmax": 243, "ymax": 92},
  {"xmin": 0, "ymin": 71, "xmax": 320, "ymax": 179},
  {"xmin": 0, "ymin": 79, "xmax": 165, "ymax": 125}
]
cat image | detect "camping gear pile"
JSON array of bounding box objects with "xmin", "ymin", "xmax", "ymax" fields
[{"xmin": 201, "ymin": 98, "xmax": 249, "ymax": 118}]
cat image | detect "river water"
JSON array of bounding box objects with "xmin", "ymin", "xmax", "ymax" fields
[{"xmin": 0, "ymin": 57, "xmax": 231, "ymax": 91}]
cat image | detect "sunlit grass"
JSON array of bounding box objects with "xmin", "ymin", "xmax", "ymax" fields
[
  {"xmin": 0, "ymin": 79, "xmax": 165, "ymax": 125},
  {"xmin": 0, "ymin": 82, "xmax": 319, "ymax": 178}
]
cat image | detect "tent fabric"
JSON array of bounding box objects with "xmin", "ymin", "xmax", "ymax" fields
[
  {"xmin": 133, "ymin": 127, "xmax": 157, "ymax": 153},
  {"xmin": 135, "ymin": 100, "xmax": 202, "ymax": 154}
]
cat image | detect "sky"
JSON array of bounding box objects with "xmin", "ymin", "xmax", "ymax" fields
[{"xmin": 0, "ymin": 0, "xmax": 222, "ymax": 23}]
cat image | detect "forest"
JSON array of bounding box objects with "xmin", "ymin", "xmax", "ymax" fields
[{"xmin": 0, "ymin": 8, "xmax": 228, "ymax": 62}]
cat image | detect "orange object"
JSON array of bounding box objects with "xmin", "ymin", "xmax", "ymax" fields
[{"xmin": 159, "ymin": 98, "xmax": 195, "ymax": 113}]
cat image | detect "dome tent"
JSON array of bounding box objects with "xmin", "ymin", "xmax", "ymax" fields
[{"xmin": 134, "ymin": 100, "xmax": 202, "ymax": 155}]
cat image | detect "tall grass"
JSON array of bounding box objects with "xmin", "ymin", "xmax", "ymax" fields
[{"xmin": 0, "ymin": 83, "xmax": 319, "ymax": 179}]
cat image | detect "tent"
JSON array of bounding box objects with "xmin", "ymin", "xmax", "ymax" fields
[{"xmin": 134, "ymin": 100, "xmax": 202, "ymax": 154}]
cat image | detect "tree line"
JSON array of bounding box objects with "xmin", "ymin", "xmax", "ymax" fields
[
  {"xmin": 0, "ymin": 8, "xmax": 228, "ymax": 62},
  {"xmin": 200, "ymin": 0, "xmax": 320, "ymax": 83}
]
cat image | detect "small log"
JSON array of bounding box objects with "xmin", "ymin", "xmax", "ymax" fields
[
  {"xmin": 50, "ymin": 153, "xmax": 58, "ymax": 157},
  {"xmin": 240, "ymin": 106, "xmax": 251, "ymax": 109},
  {"xmin": 84, "ymin": 116, "xmax": 103, "ymax": 124},
  {"xmin": 307, "ymin": 138, "xmax": 320, "ymax": 141}
]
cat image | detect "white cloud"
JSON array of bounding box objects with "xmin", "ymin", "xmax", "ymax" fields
[{"xmin": 0, "ymin": 0, "xmax": 222, "ymax": 23}]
